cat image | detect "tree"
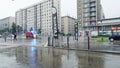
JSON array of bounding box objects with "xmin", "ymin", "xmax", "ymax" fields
[
  {"xmin": 16, "ymin": 25, "xmax": 23, "ymax": 33},
  {"xmin": 37, "ymin": 28, "xmax": 41, "ymax": 34},
  {"xmin": 11, "ymin": 22, "xmax": 17, "ymax": 34},
  {"xmin": 11, "ymin": 22, "xmax": 23, "ymax": 34}
]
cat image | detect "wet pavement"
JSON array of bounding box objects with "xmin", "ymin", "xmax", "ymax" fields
[
  {"xmin": 0, "ymin": 45, "xmax": 120, "ymax": 68},
  {"xmin": 0, "ymin": 36, "xmax": 120, "ymax": 68},
  {"xmin": 0, "ymin": 36, "xmax": 120, "ymax": 53}
]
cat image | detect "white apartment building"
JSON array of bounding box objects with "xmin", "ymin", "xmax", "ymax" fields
[
  {"xmin": 0, "ymin": 17, "xmax": 15, "ymax": 30},
  {"xmin": 16, "ymin": 0, "xmax": 61, "ymax": 36},
  {"xmin": 61, "ymin": 16, "xmax": 76, "ymax": 35}
]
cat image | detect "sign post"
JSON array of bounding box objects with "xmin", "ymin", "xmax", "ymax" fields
[{"xmin": 85, "ymin": 31, "xmax": 90, "ymax": 50}]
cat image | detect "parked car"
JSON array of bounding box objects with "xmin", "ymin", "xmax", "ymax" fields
[{"xmin": 109, "ymin": 32, "xmax": 120, "ymax": 42}]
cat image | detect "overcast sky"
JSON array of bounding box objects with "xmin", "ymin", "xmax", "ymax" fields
[{"xmin": 0, "ymin": 0, "xmax": 120, "ymax": 19}]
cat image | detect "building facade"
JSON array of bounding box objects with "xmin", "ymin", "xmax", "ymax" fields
[
  {"xmin": 15, "ymin": 0, "xmax": 61, "ymax": 36},
  {"xmin": 0, "ymin": 16, "xmax": 15, "ymax": 30},
  {"xmin": 97, "ymin": 17, "xmax": 120, "ymax": 35},
  {"xmin": 77, "ymin": 0, "xmax": 104, "ymax": 31},
  {"xmin": 61, "ymin": 16, "xmax": 76, "ymax": 35}
]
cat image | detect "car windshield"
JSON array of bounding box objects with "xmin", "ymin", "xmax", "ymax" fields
[
  {"xmin": 113, "ymin": 32, "xmax": 120, "ymax": 35},
  {"xmin": 118, "ymin": 33, "xmax": 120, "ymax": 35}
]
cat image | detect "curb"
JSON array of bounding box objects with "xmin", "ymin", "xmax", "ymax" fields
[
  {"xmin": 51, "ymin": 47, "xmax": 120, "ymax": 54},
  {"xmin": 0, "ymin": 43, "xmax": 120, "ymax": 54}
]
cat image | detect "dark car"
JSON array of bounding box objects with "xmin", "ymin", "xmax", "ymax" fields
[{"xmin": 109, "ymin": 32, "xmax": 120, "ymax": 42}]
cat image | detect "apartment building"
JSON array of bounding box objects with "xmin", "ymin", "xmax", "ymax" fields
[
  {"xmin": 16, "ymin": 0, "xmax": 61, "ymax": 36},
  {"xmin": 0, "ymin": 16, "xmax": 15, "ymax": 30},
  {"xmin": 77, "ymin": 0, "xmax": 104, "ymax": 31},
  {"xmin": 61, "ymin": 16, "xmax": 76, "ymax": 35}
]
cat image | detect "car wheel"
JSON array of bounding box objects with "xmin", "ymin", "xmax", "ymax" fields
[{"xmin": 110, "ymin": 38, "xmax": 114, "ymax": 42}]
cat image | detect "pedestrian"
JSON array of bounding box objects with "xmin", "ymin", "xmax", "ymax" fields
[
  {"xmin": 4, "ymin": 36, "xmax": 7, "ymax": 42},
  {"xmin": 14, "ymin": 33, "xmax": 17, "ymax": 40},
  {"xmin": 3, "ymin": 32, "xmax": 7, "ymax": 42}
]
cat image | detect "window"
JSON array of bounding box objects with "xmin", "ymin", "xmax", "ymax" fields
[
  {"xmin": 84, "ymin": 17, "xmax": 89, "ymax": 21},
  {"xmin": 84, "ymin": 4, "xmax": 89, "ymax": 8},
  {"xmin": 84, "ymin": 22, "xmax": 89, "ymax": 26},
  {"xmin": 90, "ymin": 2, "xmax": 95, "ymax": 6},
  {"xmin": 91, "ymin": 22, "xmax": 96, "ymax": 25},
  {"xmin": 84, "ymin": 8, "xmax": 89, "ymax": 12},
  {"xmin": 90, "ymin": 12, "xmax": 96, "ymax": 16},
  {"xmin": 84, "ymin": 13, "xmax": 89, "ymax": 17},
  {"xmin": 90, "ymin": 7, "xmax": 96, "ymax": 11},
  {"xmin": 84, "ymin": 0, "xmax": 89, "ymax": 3}
]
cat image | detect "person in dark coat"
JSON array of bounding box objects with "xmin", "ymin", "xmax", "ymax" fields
[{"xmin": 14, "ymin": 33, "xmax": 17, "ymax": 40}]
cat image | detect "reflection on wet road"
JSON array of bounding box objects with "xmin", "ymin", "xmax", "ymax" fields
[{"xmin": 0, "ymin": 46, "xmax": 120, "ymax": 68}]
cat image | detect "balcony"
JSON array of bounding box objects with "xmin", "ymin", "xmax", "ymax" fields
[
  {"xmin": 90, "ymin": 0, "xmax": 96, "ymax": 3},
  {"xmin": 90, "ymin": 3, "xmax": 96, "ymax": 7},
  {"xmin": 90, "ymin": 13, "xmax": 96, "ymax": 17},
  {"xmin": 90, "ymin": 18, "xmax": 96, "ymax": 21},
  {"xmin": 90, "ymin": 15, "xmax": 96, "ymax": 17}
]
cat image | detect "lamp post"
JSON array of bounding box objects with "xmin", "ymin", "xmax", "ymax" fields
[
  {"xmin": 52, "ymin": 0, "xmax": 59, "ymax": 47},
  {"xmin": 52, "ymin": 7, "xmax": 59, "ymax": 39}
]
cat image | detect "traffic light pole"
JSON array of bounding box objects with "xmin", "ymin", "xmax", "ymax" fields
[{"xmin": 74, "ymin": 22, "xmax": 78, "ymax": 48}]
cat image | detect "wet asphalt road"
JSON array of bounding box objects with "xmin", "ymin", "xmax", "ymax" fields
[{"xmin": 0, "ymin": 45, "xmax": 120, "ymax": 68}]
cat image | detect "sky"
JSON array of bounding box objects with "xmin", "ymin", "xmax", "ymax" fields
[{"xmin": 0, "ymin": 0, "xmax": 120, "ymax": 19}]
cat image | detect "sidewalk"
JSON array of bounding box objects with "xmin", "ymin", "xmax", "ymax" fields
[{"xmin": 0, "ymin": 38, "xmax": 120, "ymax": 54}]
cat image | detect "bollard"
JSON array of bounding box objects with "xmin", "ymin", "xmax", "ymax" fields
[
  {"xmin": 48, "ymin": 36, "xmax": 50, "ymax": 46},
  {"xmin": 52, "ymin": 37, "xmax": 54, "ymax": 47},
  {"xmin": 86, "ymin": 31, "xmax": 90, "ymax": 50},
  {"xmin": 5, "ymin": 37, "xmax": 6, "ymax": 42},
  {"xmin": 88, "ymin": 36, "xmax": 90, "ymax": 50},
  {"xmin": 67, "ymin": 35, "xmax": 69, "ymax": 48}
]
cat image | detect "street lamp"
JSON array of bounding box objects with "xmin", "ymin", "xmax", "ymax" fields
[
  {"xmin": 51, "ymin": 0, "xmax": 60, "ymax": 47},
  {"xmin": 52, "ymin": 7, "xmax": 59, "ymax": 39}
]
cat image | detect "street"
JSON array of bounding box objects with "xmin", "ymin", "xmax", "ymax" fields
[
  {"xmin": 0, "ymin": 36, "xmax": 120, "ymax": 52},
  {"xmin": 0, "ymin": 44, "xmax": 120, "ymax": 68},
  {"xmin": 0, "ymin": 36, "xmax": 120, "ymax": 68}
]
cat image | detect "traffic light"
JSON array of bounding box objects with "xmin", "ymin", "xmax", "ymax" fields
[{"xmin": 74, "ymin": 22, "xmax": 78, "ymax": 40}]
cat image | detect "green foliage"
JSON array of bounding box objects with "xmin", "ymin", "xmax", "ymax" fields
[
  {"xmin": 37, "ymin": 28, "xmax": 41, "ymax": 34},
  {"xmin": 91, "ymin": 35, "xmax": 110, "ymax": 38},
  {"xmin": 11, "ymin": 22, "xmax": 22, "ymax": 34},
  {"xmin": 91, "ymin": 35, "xmax": 109, "ymax": 42},
  {"xmin": 11, "ymin": 22, "xmax": 17, "ymax": 34},
  {"xmin": 0, "ymin": 22, "xmax": 22, "ymax": 34},
  {"xmin": 16, "ymin": 25, "xmax": 23, "ymax": 33}
]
